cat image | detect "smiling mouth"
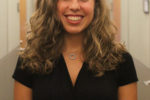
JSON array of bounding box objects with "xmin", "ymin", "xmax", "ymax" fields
[
  {"xmin": 65, "ymin": 15, "xmax": 84, "ymax": 21},
  {"xmin": 67, "ymin": 16, "xmax": 83, "ymax": 21}
]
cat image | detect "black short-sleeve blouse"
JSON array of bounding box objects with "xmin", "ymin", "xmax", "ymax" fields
[{"xmin": 12, "ymin": 53, "xmax": 138, "ymax": 100}]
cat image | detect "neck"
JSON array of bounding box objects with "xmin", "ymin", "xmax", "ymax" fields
[{"xmin": 63, "ymin": 33, "xmax": 84, "ymax": 53}]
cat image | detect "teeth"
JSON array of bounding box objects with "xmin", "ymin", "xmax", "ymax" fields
[{"xmin": 67, "ymin": 16, "xmax": 82, "ymax": 21}]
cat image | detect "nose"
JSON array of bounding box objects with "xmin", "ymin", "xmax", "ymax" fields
[{"xmin": 69, "ymin": 0, "xmax": 80, "ymax": 12}]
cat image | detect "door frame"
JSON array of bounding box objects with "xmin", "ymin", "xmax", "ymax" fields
[{"xmin": 20, "ymin": 0, "xmax": 26, "ymax": 48}]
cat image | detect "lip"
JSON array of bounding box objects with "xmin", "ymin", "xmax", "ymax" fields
[
  {"xmin": 64, "ymin": 15, "xmax": 84, "ymax": 25},
  {"xmin": 64, "ymin": 14, "xmax": 84, "ymax": 17}
]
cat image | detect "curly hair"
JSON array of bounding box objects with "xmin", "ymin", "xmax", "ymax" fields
[{"xmin": 20, "ymin": 0, "xmax": 127, "ymax": 77}]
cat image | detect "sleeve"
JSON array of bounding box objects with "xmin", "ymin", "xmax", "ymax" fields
[
  {"xmin": 12, "ymin": 57, "xmax": 33, "ymax": 88},
  {"xmin": 117, "ymin": 53, "xmax": 138, "ymax": 86}
]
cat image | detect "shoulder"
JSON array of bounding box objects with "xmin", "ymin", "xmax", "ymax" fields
[
  {"xmin": 116, "ymin": 52, "xmax": 138, "ymax": 86},
  {"xmin": 119, "ymin": 52, "xmax": 134, "ymax": 67},
  {"xmin": 12, "ymin": 56, "xmax": 34, "ymax": 88}
]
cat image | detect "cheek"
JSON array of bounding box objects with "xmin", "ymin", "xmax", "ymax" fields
[
  {"xmin": 57, "ymin": 3, "xmax": 65, "ymax": 17},
  {"xmin": 81, "ymin": 4, "xmax": 94, "ymax": 17}
]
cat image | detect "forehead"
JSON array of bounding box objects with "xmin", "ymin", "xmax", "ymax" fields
[
  {"xmin": 56, "ymin": 0, "xmax": 96, "ymax": 5},
  {"xmin": 57, "ymin": 0, "xmax": 95, "ymax": 2}
]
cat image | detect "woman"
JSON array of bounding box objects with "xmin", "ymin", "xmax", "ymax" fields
[{"xmin": 13, "ymin": 0, "xmax": 138, "ymax": 100}]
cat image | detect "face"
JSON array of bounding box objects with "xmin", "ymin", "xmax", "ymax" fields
[{"xmin": 57, "ymin": 0, "xmax": 95, "ymax": 34}]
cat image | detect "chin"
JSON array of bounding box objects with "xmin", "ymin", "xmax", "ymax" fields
[
  {"xmin": 65, "ymin": 29, "xmax": 83, "ymax": 34},
  {"xmin": 67, "ymin": 31, "xmax": 82, "ymax": 35}
]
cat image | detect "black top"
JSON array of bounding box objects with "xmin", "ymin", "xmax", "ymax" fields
[{"xmin": 12, "ymin": 53, "xmax": 138, "ymax": 100}]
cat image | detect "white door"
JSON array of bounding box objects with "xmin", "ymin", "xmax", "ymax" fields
[
  {"xmin": 121, "ymin": 0, "xmax": 150, "ymax": 69},
  {"xmin": 0, "ymin": 0, "xmax": 20, "ymax": 59},
  {"xmin": 7, "ymin": 0, "xmax": 20, "ymax": 52},
  {"xmin": 121, "ymin": 0, "xmax": 150, "ymax": 99},
  {"xmin": 0, "ymin": 0, "xmax": 8, "ymax": 59},
  {"xmin": 0, "ymin": 1, "xmax": 20, "ymax": 100},
  {"xmin": 26, "ymin": 0, "xmax": 35, "ymax": 22}
]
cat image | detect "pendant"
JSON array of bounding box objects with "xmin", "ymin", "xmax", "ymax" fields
[{"xmin": 69, "ymin": 53, "xmax": 76, "ymax": 60}]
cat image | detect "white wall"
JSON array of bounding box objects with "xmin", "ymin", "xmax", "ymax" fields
[
  {"xmin": 0, "ymin": 0, "xmax": 20, "ymax": 59},
  {"xmin": 121, "ymin": 1, "xmax": 150, "ymax": 99},
  {"xmin": 26, "ymin": 0, "xmax": 34, "ymax": 22},
  {"xmin": 0, "ymin": 0, "xmax": 19, "ymax": 99},
  {"xmin": 121, "ymin": 0, "xmax": 150, "ymax": 69},
  {"xmin": 0, "ymin": 0, "xmax": 8, "ymax": 59},
  {"xmin": 8, "ymin": 0, "xmax": 20, "ymax": 52}
]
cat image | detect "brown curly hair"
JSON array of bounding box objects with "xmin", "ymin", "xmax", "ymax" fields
[{"xmin": 20, "ymin": 0, "xmax": 127, "ymax": 77}]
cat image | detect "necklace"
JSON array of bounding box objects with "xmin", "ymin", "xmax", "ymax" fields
[
  {"xmin": 69, "ymin": 53, "xmax": 77, "ymax": 60},
  {"xmin": 63, "ymin": 49, "xmax": 83, "ymax": 61}
]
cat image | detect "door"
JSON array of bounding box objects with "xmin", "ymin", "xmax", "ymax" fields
[
  {"xmin": 121, "ymin": 0, "xmax": 150, "ymax": 99},
  {"xmin": 8, "ymin": 0, "xmax": 20, "ymax": 52},
  {"xmin": 107, "ymin": 0, "xmax": 121, "ymax": 41},
  {"xmin": 0, "ymin": 0, "xmax": 20, "ymax": 58},
  {"xmin": 121, "ymin": 0, "xmax": 150, "ymax": 69},
  {"xmin": 0, "ymin": 0, "xmax": 8, "ymax": 59}
]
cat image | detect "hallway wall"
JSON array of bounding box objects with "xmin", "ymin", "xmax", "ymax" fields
[{"xmin": 0, "ymin": 47, "xmax": 18, "ymax": 100}]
